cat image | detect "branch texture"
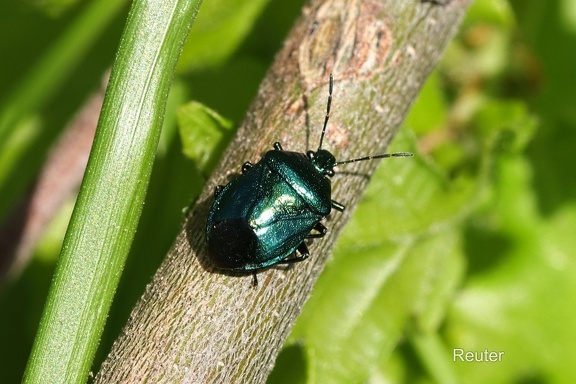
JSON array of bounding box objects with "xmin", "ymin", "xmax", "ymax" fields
[{"xmin": 95, "ymin": 0, "xmax": 471, "ymax": 382}]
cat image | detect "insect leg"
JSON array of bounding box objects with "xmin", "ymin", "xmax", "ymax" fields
[
  {"xmin": 274, "ymin": 142, "xmax": 283, "ymax": 151},
  {"xmin": 331, "ymin": 200, "xmax": 345, "ymax": 212},
  {"xmin": 306, "ymin": 222, "xmax": 327, "ymax": 238},
  {"xmin": 295, "ymin": 242, "xmax": 310, "ymax": 261},
  {"xmin": 277, "ymin": 242, "xmax": 310, "ymax": 265},
  {"xmin": 242, "ymin": 161, "xmax": 253, "ymax": 173},
  {"xmin": 252, "ymin": 272, "xmax": 258, "ymax": 287},
  {"xmin": 422, "ymin": 0, "xmax": 451, "ymax": 5}
]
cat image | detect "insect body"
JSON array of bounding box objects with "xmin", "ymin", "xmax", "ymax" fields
[{"xmin": 206, "ymin": 75, "xmax": 412, "ymax": 285}]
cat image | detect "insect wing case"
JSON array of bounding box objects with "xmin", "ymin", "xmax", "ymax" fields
[
  {"xmin": 264, "ymin": 150, "xmax": 332, "ymax": 216},
  {"xmin": 206, "ymin": 164, "xmax": 261, "ymax": 269},
  {"xmin": 207, "ymin": 150, "xmax": 331, "ymax": 270}
]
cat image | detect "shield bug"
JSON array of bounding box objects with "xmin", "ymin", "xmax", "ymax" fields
[{"xmin": 206, "ymin": 74, "xmax": 412, "ymax": 285}]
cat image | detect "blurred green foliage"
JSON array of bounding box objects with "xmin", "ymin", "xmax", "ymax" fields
[{"xmin": 0, "ymin": 0, "xmax": 574, "ymax": 382}]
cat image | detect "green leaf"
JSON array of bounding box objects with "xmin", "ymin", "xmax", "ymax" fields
[
  {"xmin": 472, "ymin": 98, "xmax": 537, "ymax": 154},
  {"xmin": 177, "ymin": 101, "xmax": 233, "ymax": 175},
  {"xmin": 405, "ymin": 71, "xmax": 448, "ymax": 135},
  {"xmin": 446, "ymin": 156, "xmax": 576, "ymax": 383},
  {"xmin": 177, "ymin": 0, "xmax": 271, "ymax": 72},
  {"xmin": 464, "ymin": 0, "xmax": 514, "ymax": 28}
]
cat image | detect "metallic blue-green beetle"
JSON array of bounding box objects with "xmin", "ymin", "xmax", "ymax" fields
[{"xmin": 206, "ymin": 74, "xmax": 412, "ymax": 285}]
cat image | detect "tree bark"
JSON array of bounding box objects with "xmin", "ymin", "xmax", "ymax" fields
[{"xmin": 95, "ymin": 0, "xmax": 471, "ymax": 382}]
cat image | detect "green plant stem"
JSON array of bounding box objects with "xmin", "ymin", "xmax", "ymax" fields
[{"xmin": 22, "ymin": 0, "xmax": 202, "ymax": 383}]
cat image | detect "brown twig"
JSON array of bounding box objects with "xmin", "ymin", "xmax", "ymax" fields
[{"xmin": 95, "ymin": 0, "xmax": 471, "ymax": 382}]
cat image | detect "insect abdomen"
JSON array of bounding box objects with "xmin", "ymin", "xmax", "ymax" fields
[{"xmin": 208, "ymin": 218, "xmax": 258, "ymax": 269}]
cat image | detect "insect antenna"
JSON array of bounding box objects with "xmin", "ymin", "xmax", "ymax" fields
[
  {"xmin": 317, "ymin": 73, "xmax": 333, "ymax": 151},
  {"xmin": 334, "ymin": 152, "xmax": 413, "ymax": 166},
  {"xmin": 317, "ymin": 74, "xmax": 413, "ymax": 167}
]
